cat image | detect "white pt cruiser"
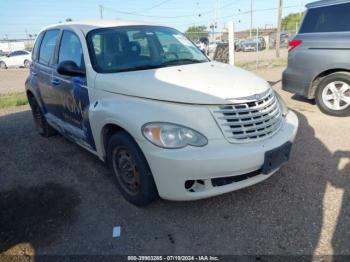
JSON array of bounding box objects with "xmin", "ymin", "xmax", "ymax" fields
[{"xmin": 26, "ymin": 20, "xmax": 298, "ymax": 206}]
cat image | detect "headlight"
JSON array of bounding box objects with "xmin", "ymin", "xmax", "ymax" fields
[
  {"xmin": 142, "ymin": 123, "xmax": 208, "ymax": 149},
  {"xmin": 274, "ymin": 91, "xmax": 289, "ymax": 117}
]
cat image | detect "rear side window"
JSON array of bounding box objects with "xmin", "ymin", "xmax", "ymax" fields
[
  {"xmin": 300, "ymin": 3, "xmax": 350, "ymax": 33},
  {"xmin": 39, "ymin": 30, "xmax": 59, "ymax": 66},
  {"xmin": 32, "ymin": 33, "xmax": 44, "ymax": 61},
  {"xmin": 58, "ymin": 31, "xmax": 84, "ymax": 68}
]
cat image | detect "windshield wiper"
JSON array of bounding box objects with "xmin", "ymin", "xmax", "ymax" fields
[
  {"xmin": 161, "ymin": 59, "xmax": 206, "ymax": 66},
  {"xmin": 116, "ymin": 64, "xmax": 161, "ymax": 73}
]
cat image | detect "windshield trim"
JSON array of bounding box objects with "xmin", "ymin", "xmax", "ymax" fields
[{"xmin": 86, "ymin": 25, "xmax": 209, "ymax": 74}]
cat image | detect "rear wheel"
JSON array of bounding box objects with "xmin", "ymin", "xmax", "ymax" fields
[
  {"xmin": 0, "ymin": 61, "xmax": 7, "ymax": 69},
  {"xmin": 106, "ymin": 132, "xmax": 159, "ymax": 206},
  {"xmin": 315, "ymin": 72, "xmax": 350, "ymax": 117},
  {"xmin": 28, "ymin": 95, "xmax": 56, "ymax": 137}
]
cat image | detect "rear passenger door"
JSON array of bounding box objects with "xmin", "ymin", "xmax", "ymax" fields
[
  {"xmin": 51, "ymin": 30, "xmax": 95, "ymax": 151},
  {"xmin": 37, "ymin": 29, "xmax": 60, "ymax": 115}
]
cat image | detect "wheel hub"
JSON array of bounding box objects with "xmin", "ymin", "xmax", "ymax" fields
[
  {"xmin": 322, "ymin": 81, "xmax": 350, "ymax": 111},
  {"xmin": 112, "ymin": 147, "xmax": 140, "ymax": 195}
]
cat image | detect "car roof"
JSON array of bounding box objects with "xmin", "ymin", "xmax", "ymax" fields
[
  {"xmin": 306, "ymin": 0, "xmax": 350, "ymax": 9},
  {"xmin": 42, "ymin": 19, "xmax": 161, "ymax": 35}
]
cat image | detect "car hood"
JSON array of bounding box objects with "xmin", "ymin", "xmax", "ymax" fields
[{"xmin": 95, "ymin": 61, "xmax": 271, "ymax": 105}]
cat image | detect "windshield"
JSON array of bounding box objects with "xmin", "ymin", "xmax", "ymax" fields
[{"xmin": 87, "ymin": 26, "xmax": 209, "ymax": 73}]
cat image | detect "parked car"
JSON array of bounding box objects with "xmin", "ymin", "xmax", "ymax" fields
[
  {"xmin": 270, "ymin": 31, "xmax": 292, "ymax": 49},
  {"xmin": 242, "ymin": 40, "xmax": 257, "ymax": 52},
  {"xmin": 0, "ymin": 50, "xmax": 8, "ymax": 57},
  {"xmin": 283, "ymin": 0, "xmax": 350, "ymax": 117},
  {"xmin": 26, "ymin": 20, "xmax": 298, "ymax": 206},
  {"xmin": 234, "ymin": 39, "xmax": 244, "ymax": 52},
  {"xmin": 0, "ymin": 50, "xmax": 31, "ymax": 69},
  {"xmin": 241, "ymin": 37, "xmax": 266, "ymax": 52}
]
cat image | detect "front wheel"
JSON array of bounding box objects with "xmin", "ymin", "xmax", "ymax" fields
[
  {"xmin": 315, "ymin": 72, "xmax": 350, "ymax": 117},
  {"xmin": 107, "ymin": 132, "xmax": 159, "ymax": 206}
]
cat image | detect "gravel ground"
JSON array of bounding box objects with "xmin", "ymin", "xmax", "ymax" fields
[{"xmin": 0, "ymin": 67, "xmax": 349, "ymax": 258}]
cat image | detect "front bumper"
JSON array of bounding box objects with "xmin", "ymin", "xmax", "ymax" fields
[{"xmin": 139, "ymin": 111, "xmax": 299, "ymax": 201}]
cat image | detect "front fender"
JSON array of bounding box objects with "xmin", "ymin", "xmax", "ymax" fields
[{"xmin": 89, "ymin": 92, "xmax": 222, "ymax": 160}]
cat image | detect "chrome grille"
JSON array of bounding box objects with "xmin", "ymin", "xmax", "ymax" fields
[{"xmin": 211, "ymin": 89, "xmax": 282, "ymax": 143}]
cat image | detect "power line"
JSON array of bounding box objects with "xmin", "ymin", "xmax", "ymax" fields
[
  {"xmin": 137, "ymin": 0, "xmax": 172, "ymax": 13},
  {"xmin": 177, "ymin": 4, "xmax": 299, "ymax": 28},
  {"xmin": 103, "ymin": 5, "xmax": 197, "ymax": 18},
  {"xmin": 102, "ymin": 0, "xmax": 241, "ymax": 19}
]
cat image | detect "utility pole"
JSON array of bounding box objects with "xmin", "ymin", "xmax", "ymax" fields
[
  {"xmin": 250, "ymin": 0, "xmax": 253, "ymax": 38},
  {"xmin": 99, "ymin": 5, "xmax": 103, "ymax": 19},
  {"xmin": 276, "ymin": 0, "xmax": 283, "ymax": 58}
]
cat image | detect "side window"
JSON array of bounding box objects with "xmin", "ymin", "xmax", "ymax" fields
[
  {"xmin": 58, "ymin": 31, "xmax": 84, "ymax": 68},
  {"xmin": 39, "ymin": 30, "xmax": 59, "ymax": 66},
  {"xmin": 32, "ymin": 33, "xmax": 44, "ymax": 61},
  {"xmin": 300, "ymin": 3, "xmax": 350, "ymax": 33},
  {"xmin": 9, "ymin": 52, "xmax": 17, "ymax": 57}
]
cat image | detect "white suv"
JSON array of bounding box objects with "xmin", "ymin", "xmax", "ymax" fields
[
  {"xmin": 26, "ymin": 20, "xmax": 298, "ymax": 206},
  {"xmin": 0, "ymin": 50, "xmax": 31, "ymax": 69}
]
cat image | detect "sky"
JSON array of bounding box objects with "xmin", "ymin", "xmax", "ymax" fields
[{"xmin": 0, "ymin": 0, "xmax": 314, "ymax": 39}]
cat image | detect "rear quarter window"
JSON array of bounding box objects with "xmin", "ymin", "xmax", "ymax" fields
[
  {"xmin": 300, "ymin": 2, "xmax": 350, "ymax": 33},
  {"xmin": 32, "ymin": 33, "xmax": 44, "ymax": 62}
]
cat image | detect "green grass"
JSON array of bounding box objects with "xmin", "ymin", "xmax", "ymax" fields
[{"xmin": 0, "ymin": 93, "xmax": 28, "ymax": 109}]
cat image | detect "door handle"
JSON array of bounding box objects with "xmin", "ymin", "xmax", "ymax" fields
[
  {"xmin": 51, "ymin": 79, "xmax": 60, "ymax": 85},
  {"xmin": 32, "ymin": 71, "xmax": 37, "ymax": 76}
]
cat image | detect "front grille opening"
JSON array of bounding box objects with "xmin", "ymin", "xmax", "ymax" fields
[
  {"xmin": 211, "ymin": 169, "xmax": 262, "ymax": 187},
  {"xmin": 212, "ymin": 89, "xmax": 282, "ymax": 143}
]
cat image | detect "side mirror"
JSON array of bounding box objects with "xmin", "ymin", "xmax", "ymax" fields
[{"xmin": 57, "ymin": 61, "xmax": 85, "ymax": 77}]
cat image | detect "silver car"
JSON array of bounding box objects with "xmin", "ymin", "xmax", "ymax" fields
[{"xmin": 282, "ymin": 0, "xmax": 350, "ymax": 117}]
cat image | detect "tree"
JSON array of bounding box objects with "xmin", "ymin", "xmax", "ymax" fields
[
  {"xmin": 65, "ymin": 18, "xmax": 73, "ymax": 22},
  {"xmin": 184, "ymin": 25, "xmax": 208, "ymax": 42},
  {"xmin": 282, "ymin": 12, "xmax": 304, "ymax": 32}
]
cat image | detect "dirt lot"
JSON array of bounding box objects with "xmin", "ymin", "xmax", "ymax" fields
[
  {"xmin": 0, "ymin": 69, "xmax": 28, "ymax": 95},
  {"xmin": 0, "ymin": 66, "xmax": 349, "ymax": 258}
]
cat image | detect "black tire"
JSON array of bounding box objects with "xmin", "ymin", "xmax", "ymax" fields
[
  {"xmin": 0, "ymin": 61, "xmax": 7, "ymax": 69},
  {"xmin": 106, "ymin": 132, "xmax": 159, "ymax": 206},
  {"xmin": 24, "ymin": 60, "xmax": 31, "ymax": 68},
  {"xmin": 28, "ymin": 95, "xmax": 57, "ymax": 137},
  {"xmin": 315, "ymin": 72, "xmax": 350, "ymax": 117}
]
